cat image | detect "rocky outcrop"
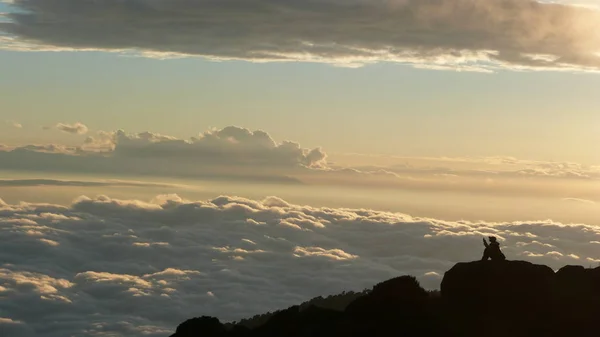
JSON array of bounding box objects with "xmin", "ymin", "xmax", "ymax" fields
[
  {"xmin": 441, "ymin": 260, "xmax": 555, "ymax": 303},
  {"xmin": 441, "ymin": 260, "xmax": 556, "ymax": 337},
  {"xmin": 170, "ymin": 261, "xmax": 600, "ymax": 337},
  {"xmin": 172, "ymin": 316, "xmax": 227, "ymax": 337}
]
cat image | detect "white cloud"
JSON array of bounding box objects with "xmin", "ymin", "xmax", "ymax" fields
[
  {"xmin": 132, "ymin": 241, "xmax": 169, "ymax": 248},
  {"xmin": 0, "ymin": 268, "xmax": 73, "ymax": 296},
  {"xmin": 213, "ymin": 246, "xmax": 267, "ymax": 255},
  {"xmin": 38, "ymin": 238, "xmax": 59, "ymax": 246},
  {"xmin": 56, "ymin": 122, "xmax": 88, "ymax": 135},
  {"xmin": 104, "ymin": 127, "xmax": 327, "ymax": 168},
  {"xmin": 143, "ymin": 268, "xmax": 201, "ymax": 279},
  {"xmin": 293, "ymin": 246, "xmax": 358, "ymax": 261},
  {"xmin": 1, "ymin": 193, "xmax": 599, "ymax": 336},
  {"xmin": 1, "ymin": 0, "xmax": 600, "ymax": 72},
  {"xmin": 75, "ymin": 271, "xmax": 153, "ymax": 289},
  {"xmin": 516, "ymin": 241, "xmax": 555, "ymax": 248}
]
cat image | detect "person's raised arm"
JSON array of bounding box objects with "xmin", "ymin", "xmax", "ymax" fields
[{"xmin": 482, "ymin": 238, "xmax": 489, "ymax": 248}]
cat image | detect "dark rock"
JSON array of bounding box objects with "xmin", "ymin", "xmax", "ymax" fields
[
  {"xmin": 343, "ymin": 275, "xmax": 448, "ymax": 337},
  {"xmin": 345, "ymin": 275, "xmax": 427, "ymax": 317},
  {"xmin": 552, "ymin": 265, "xmax": 600, "ymax": 336},
  {"xmin": 441, "ymin": 260, "xmax": 555, "ymax": 304},
  {"xmin": 441, "ymin": 260, "xmax": 555, "ymax": 337},
  {"xmin": 171, "ymin": 316, "xmax": 226, "ymax": 337},
  {"xmin": 169, "ymin": 261, "xmax": 600, "ymax": 337},
  {"xmin": 251, "ymin": 304, "xmax": 342, "ymax": 337}
]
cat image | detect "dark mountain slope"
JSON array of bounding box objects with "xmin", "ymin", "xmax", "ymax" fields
[{"xmin": 170, "ymin": 260, "xmax": 600, "ymax": 337}]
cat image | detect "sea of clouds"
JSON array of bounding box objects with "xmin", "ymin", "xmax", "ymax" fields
[{"xmin": 1, "ymin": 193, "xmax": 599, "ymax": 336}]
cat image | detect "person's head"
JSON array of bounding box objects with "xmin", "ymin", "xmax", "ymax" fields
[{"xmin": 488, "ymin": 236, "xmax": 497, "ymax": 243}]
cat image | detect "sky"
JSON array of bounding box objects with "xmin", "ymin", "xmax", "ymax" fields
[
  {"xmin": 1, "ymin": 0, "xmax": 600, "ymax": 336},
  {"xmin": 2, "ymin": 0, "xmax": 600, "ymax": 163}
]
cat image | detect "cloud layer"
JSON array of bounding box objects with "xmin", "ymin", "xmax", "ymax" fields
[
  {"xmin": 0, "ymin": 178, "xmax": 178, "ymax": 188},
  {"xmin": 1, "ymin": 193, "xmax": 599, "ymax": 336},
  {"xmin": 1, "ymin": 125, "xmax": 599, "ymax": 201},
  {"xmin": 2, "ymin": 0, "xmax": 600, "ymax": 71}
]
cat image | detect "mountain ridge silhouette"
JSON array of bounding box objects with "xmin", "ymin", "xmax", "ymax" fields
[{"xmin": 170, "ymin": 260, "xmax": 600, "ymax": 337}]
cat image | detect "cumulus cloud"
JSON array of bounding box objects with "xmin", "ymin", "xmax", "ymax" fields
[
  {"xmin": 1, "ymin": 193, "xmax": 600, "ymax": 336},
  {"xmin": 107, "ymin": 126, "xmax": 327, "ymax": 168},
  {"xmin": 0, "ymin": 126, "xmax": 325, "ymax": 184},
  {"xmin": 56, "ymin": 122, "xmax": 88, "ymax": 135},
  {"xmin": 1, "ymin": 0, "xmax": 600, "ymax": 71}
]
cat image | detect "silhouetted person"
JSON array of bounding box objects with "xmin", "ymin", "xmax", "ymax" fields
[{"xmin": 482, "ymin": 236, "xmax": 506, "ymax": 261}]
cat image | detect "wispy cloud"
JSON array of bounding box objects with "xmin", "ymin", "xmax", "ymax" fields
[
  {"xmin": 5, "ymin": 120, "xmax": 22, "ymax": 129},
  {"xmin": 562, "ymin": 197, "xmax": 596, "ymax": 205},
  {"xmin": 56, "ymin": 122, "xmax": 88, "ymax": 135},
  {"xmin": 0, "ymin": 178, "xmax": 179, "ymax": 188},
  {"xmin": 1, "ymin": 0, "xmax": 600, "ymax": 72}
]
